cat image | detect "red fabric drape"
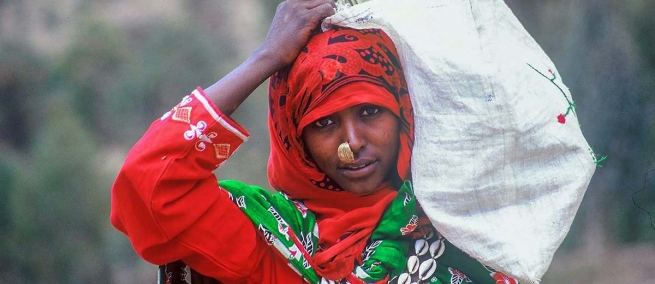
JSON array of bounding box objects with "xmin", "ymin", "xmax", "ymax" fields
[{"xmin": 266, "ymin": 27, "xmax": 414, "ymax": 279}]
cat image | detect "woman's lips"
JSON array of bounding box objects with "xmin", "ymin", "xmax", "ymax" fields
[{"xmin": 338, "ymin": 160, "xmax": 379, "ymax": 179}]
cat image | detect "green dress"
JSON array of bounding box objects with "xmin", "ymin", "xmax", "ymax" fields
[{"xmin": 218, "ymin": 180, "xmax": 520, "ymax": 284}]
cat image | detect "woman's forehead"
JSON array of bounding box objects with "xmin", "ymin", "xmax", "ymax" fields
[{"xmin": 297, "ymin": 82, "xmax": 400, "ymax": 134}]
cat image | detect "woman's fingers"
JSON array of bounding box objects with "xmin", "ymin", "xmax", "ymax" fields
[
  {"xmin": 304, "ymin": 0, "xmax": 337, "ymax": 10},
  {"xmin": 260, "ymin": 0, "xmax": 337, "ymax": 67},
  {"xmin": 299, "ymin": 0, "xmax": 336, "ymax": 29},
  {"xmin": 280, "ymin": 0, "xmax": 336, "ymax": 22},
  {"xmin": 311, "ymin": 2, "xmax": 337, "ymax": 20}
]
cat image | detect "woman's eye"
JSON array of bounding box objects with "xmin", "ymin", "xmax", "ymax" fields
[
  {"xmin": 362, "ymin": 106, "xmax": 380, "ymax": 116},
  {"xmin": 314, "ymin": 117, "xmax": 334, "ymax": 128}
]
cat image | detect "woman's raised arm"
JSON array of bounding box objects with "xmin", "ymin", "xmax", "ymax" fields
[
  {"xmin": 205, "ymin": 0, "xmax": 336, "ymax": 116},
  {"xmin": 110, "ymin": 1, "xmax": 335, "ymax": 281}
]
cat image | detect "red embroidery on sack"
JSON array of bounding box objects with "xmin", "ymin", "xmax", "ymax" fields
[{"xmin": 557, "ymin": 114, "xmax": 566, "ymax": 124}]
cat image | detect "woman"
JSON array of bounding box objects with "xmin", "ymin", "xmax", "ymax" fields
[{"xmin": 111, "ymin": 1, "xmax": 519, "ymax": 283}]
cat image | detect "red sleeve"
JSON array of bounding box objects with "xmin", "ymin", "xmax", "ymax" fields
[{"xmin": 110, "ymin": 88, "xmax": 300, "ymax": 282}]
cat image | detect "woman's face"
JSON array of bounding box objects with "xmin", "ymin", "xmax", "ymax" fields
[{"xmin": 302, "ymin": 104, "xmax": 400, "ymax": 196}]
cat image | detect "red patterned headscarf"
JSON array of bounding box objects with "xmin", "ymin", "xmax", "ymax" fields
[{"xmin": 267, "ymin": 27, "xmax": 414, "ymax": 279}]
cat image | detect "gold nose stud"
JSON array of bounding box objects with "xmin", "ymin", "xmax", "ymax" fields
[{"xmin": 338, "ymin": 142, "xmax": 355, "ymax": 164}]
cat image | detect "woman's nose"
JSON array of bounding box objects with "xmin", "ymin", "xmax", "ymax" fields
[{"xmin": 343, "ymin": 120, "xmax": 365, "ymax": 154}]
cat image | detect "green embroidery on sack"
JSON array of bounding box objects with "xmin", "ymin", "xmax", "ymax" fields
[
  {"xmin": 589, "ymin": 148, "xmax": 608, "ymax": 168},
  {"xmin": 528, "ymin": 63, "xmax": 606, "ymax": 167},
  {"xmin": 527, "ymin": 63, "xmax": 577, "ymax": 124}
]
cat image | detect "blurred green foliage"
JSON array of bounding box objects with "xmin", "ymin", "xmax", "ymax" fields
[
  {"xmin": 0, "ymin": 0, "xmax": 653, "ymax": 283},
  {"xmin": 60, "ymin": 19, "xmax": 223, "ymax": 145}
]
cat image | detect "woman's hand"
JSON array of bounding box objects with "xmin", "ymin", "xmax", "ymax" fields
[
  {"xmin": 260, "ymin": 0, "xmax": 337, "ymax": 69},
  {"xmin": 205, "ymin": 0, "xmax": 336, "ymax": 116}
]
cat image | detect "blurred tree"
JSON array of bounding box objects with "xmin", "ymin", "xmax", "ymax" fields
[
  {"xmin": 56, "ymin": 20, "xmax": 127, "ymax": 142},
  {"xmin": 0, "ymin": 39, "xmax": 56, "ymax": 282},
  {"xmin": 58, "ymin": 19, "xmax": 221, "ymax": 145},
  {"xmin": 615, "ymin": 0, "xmax": 655, "ymax": 243},
  {"xmin": 0, "ymin": 152, "xmax": 19, "ymax": 280},
  {"xmin": 0, "ymin": 41, "xmax": 51, "ymax": 151},
  {"xmin": 631, "ymin": 1, "xmax": 655, "ymax": 70},
  {"xmin": 9, "ymin": 95, "xmax": 110, "ymax": 284}
]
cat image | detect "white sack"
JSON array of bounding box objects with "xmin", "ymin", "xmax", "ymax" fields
[{"xmin": 325, "ymin": 1, "xmax": 597, "ymax": 283}]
